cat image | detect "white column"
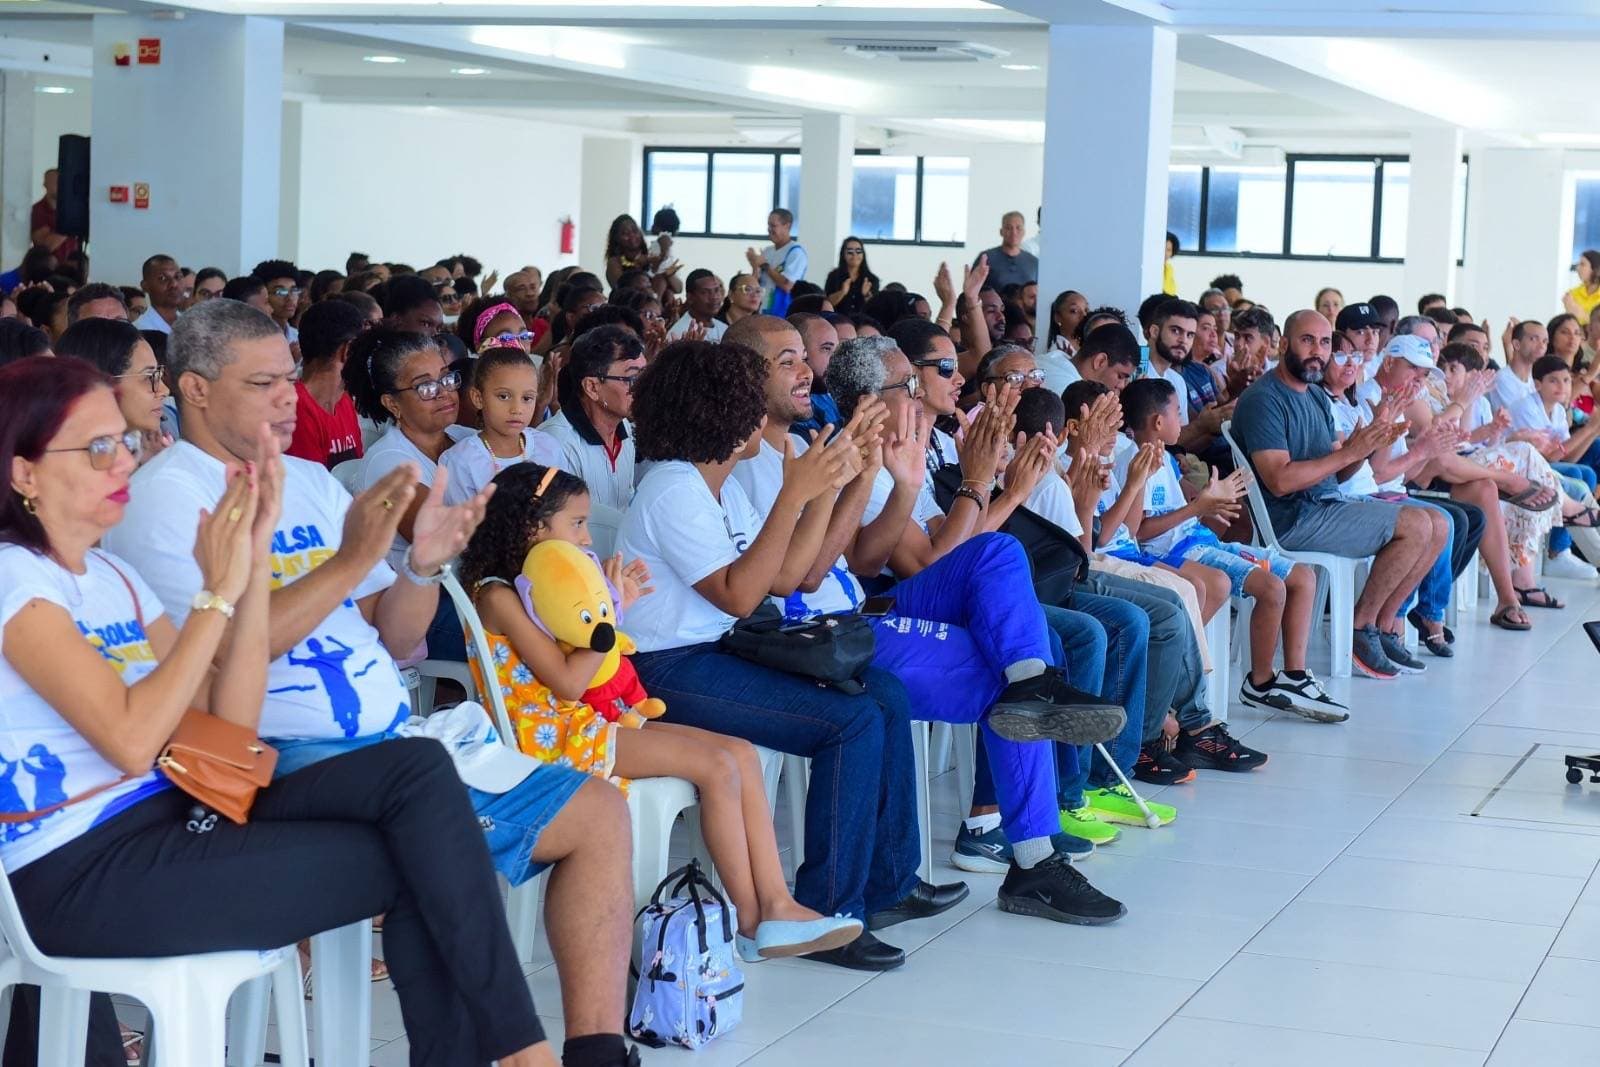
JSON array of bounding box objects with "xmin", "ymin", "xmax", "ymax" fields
[
  {"xmin": 89, "ymin": 13, "xmax": 283, "ymax": 281},
  {"xmin": 1037, "ymin": 23, "xmax": 1175, "ymax": 318},
  {"xmin": 579, "ymin": 135, "xmax": 639, "ymax": 271},
  {"xmin": 1461, "ymin": 147, "xmax": 1567, "ymax": 322},
  {"xmin": 0, "ymin": 70, "xmax": 36, "ymax": 268},
  {"xmin": 799, "ymin": 112, "xmax": 854, "ymax": 273},
  {"xmin": 1402, "ymin": 127, "xmax": 1464, "ymax": 307},
  {"xmin": 278, "ymin": 99, "xmax": 303, "ymax": 263}
]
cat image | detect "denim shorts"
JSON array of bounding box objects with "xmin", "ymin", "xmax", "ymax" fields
[
  {"xmin": 1177, "ymin": 541, "xmax": 1295, "ymax": 598},
  {"xmin": 271, "ymin": 733, "xmax": 588, "ymax": 886}
]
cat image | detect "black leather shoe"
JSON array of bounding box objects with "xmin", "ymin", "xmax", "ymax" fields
[
  {"xmin": 802, "ymin": 930, "xmax": 906, "ymax": 972},
  {"xmin": 867, "ymin": 879, "xmax": 970, "ymax": 931}
]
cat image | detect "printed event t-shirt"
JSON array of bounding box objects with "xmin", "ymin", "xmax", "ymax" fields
[
  {"xmin": 360, "ymin": 423, "xmax": 474, "ymax": 571},
  {"xmin": 616, "ymin": 461, "xmax": 761, "ymax": 653},
  {"xmin": 438, "ymin": 429, "xmax": 564, "ymax": 507},
  {"xmin": 105, "ymin": 442, "xmax": 411, "ymax": 743},
  {"xmin": 0, "ymin": 546, "xmax": 173, "ymax": 870},
  {"xmin": 287, "ymin": 382, "xmax": 364, "ymax": 470}
]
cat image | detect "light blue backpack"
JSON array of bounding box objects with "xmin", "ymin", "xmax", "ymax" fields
[{"xmin": 628, "ymin": 859, "xmax": 745, "ymax": 1049}]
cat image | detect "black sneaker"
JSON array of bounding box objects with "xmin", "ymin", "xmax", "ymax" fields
[
  {"xmin": 1378, "ymin": 631, "xmax": 1426, "ymax": 675},
  {"xmin": 1241, "ymin": 670, "xmax": 1350, "ymax": 723},
  {"xmin": 986, "ymin": 667, "xmax": 1127, "ymax": 746},
  {"xmin": 1175, "ymin": 722, "xmax": 1269, "ymax": 772},
  {"xmin": 1132, "ymin": 742, "xmax": 1195, "ymax": 786},
  {"xmin": 996, "ymin": 853, "xmax": 1126, "ymax": 925}
]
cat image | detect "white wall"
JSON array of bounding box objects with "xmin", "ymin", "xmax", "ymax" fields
[
  {"xmin": 291, "ymin": 103, "xmax": 586, "ymax": 277},
  {"xmin": 577, "ymin": 135, "xmax": 640, "ymax": 273},
  {"xmin": 31, "ymin": 84, "xmax": 90, "ymax": 180}
]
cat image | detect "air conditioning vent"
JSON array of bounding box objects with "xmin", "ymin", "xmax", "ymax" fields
[{"xmin": 828, "ymin": 38, "xmax": 1008, "ymax": 63}]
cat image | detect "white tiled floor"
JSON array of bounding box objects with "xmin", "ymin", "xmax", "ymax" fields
[{"xmin": 242, "ymin": 574, "xmax": 1600, "ymax": 1064}]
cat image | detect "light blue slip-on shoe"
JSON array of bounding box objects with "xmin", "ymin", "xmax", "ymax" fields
[
  {"xmin": 735, "ymin": 933, "xmax": 764, "ymax": 964},
  {"xmin": 755, "ymin": 915, "xmax": 863, "ymax": 959}
]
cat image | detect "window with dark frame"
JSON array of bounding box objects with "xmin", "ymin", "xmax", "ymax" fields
[
  {"xmin": 1165, "ymin": 153, "xmax": 1469, "ymax": 265},
  {"xmin": 642, "ymin": 146, "xmax": 968, "ymax": 246}
]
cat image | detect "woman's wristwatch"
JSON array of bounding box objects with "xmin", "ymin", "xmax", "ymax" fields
[{"xmin": 190, "ymin": 591, "xmax": 235, "ymax": 619}]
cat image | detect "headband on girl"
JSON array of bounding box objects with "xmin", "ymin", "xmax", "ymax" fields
[{"xmin": 473, "ymin": 302, "xmax": 522, "ymax": 349}]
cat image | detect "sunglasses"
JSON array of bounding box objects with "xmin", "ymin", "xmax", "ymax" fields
[
  {"xmin": 270, "ymin": 287, "xmax": 302, "ymax": 299},
  {"xmin": 115, "ymin": 366, "xmax": 166, "ymax": 394},
  {"xmin": 486, "ymin": 330, "xmax": 536, "ymax": 346},
  {"xmin": 390, "ymin": 370, "xmax": 461, "ymax": 401},
  {"xmin": 880, "ymin": 376, "xmax": 923, "ymax": 399},
  {"xmin": 597, "ymin": 372, "xmax": 640, "ymax": 390},
  {"xmin": 46, "ymin": 429, "xmax": 143, "ymax": 471},
  {"xmin": 1331, "ymin": 352, "xmax": 1357, "ymax": 365},
  {"xmin": 733, "ymin": 284, "xmax": 762, "ymax": 295},
  {"xmin": 986, "ymin": 369, "xmax": 1047, "ymax": 386},
  {"xmin": 910, "ymin": 357, "xmax": 957, "ymax": 379}
]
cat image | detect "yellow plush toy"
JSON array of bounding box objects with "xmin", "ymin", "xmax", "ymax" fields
[{"xmin": 518, "ymin": 539, "xmax": 665, "ymax": 730}]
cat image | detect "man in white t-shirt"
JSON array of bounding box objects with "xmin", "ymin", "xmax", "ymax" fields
[
  {"xmin": 665, "ymin": 269, "xmax": 728, "ymax": 342},
  {"xmin": 745, "ymin": 208, "xmax": 807, "ymax": 316},
  {"xmin": 101, "ymin": 300, "xmax": 639, "ymax": 1059},
  {"xmin": 132, "ymin": 253, "xmax": 182, "ymax": 334},
  {"xmin": 532, "ymin": 324, "xmax": 644, "ymax": 557},
  {"xmin": 731, "ymin": 315, "xmax": 1129, "ymax": 926}
]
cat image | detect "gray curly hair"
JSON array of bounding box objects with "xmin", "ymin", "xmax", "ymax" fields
[{"xmin": 825, "ymin": 335, "xmax": 898, "ymax": 422}]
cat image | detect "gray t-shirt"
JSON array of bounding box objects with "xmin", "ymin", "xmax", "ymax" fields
[
  {"xmin": 974, "ymin": 247, "xmax": 1038, "ymax": 290},
  {"xmin": 1230, "ymin": 369, "xmax": 1341, "ymax": 534}
]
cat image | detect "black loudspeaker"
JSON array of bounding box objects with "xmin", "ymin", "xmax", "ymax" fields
[{"xmin": 56, "ymin": 134, "xmax": 90, "ymax": 240}]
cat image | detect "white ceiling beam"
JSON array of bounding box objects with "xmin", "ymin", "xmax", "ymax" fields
[{"xmin": 0, "ymin": 31, "xmax": 92, "ymax": 78}]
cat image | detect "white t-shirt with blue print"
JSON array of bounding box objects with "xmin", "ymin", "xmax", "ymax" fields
[
  {"xmin": 732, "ymin": 437, "xmax": 863, "ymax": 617},
  {"xmin": 0, "ymin": 547, "xmax": 173, "ymax": 870},
  {"xmin": 106, "ymin": 442, "xmax": 411, "ymax": 743}
]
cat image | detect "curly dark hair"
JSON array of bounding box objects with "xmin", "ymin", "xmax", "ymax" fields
[
  {"xmin": 456, "ymin": 463, "xmax": 589, "ymax": 595},
  {"xmin": 632, "ymin": 339, "xmax": 767, "ymax": 464}
]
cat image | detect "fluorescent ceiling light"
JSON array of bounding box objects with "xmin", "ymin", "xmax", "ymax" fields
[
  {"xmin": 1538, "ymin": 132, "xmax": 1600, "ymax": 146},
  {"xmin": 362, "ymin": 54, "xmax": 405, "ymax": 64},
  {"xmin": 1000, "ymin": 63, "xmax": 1037, "ymax": 71},
  {"xmin": 916, "ymin": 117, "xmax": 1043, "ymax": 142},
  {"xmin": 748, "ymin": 65, "xmax": 867, "ymax": 108},
  {"xmin": 451, "ymin": 66, "xmax": 490, "ymax": 75},
  {"xmin": 467, "ymin": 26, "xmax": 628, "ymax": 70},
  {"xmin": 34, "ymin": 85, "xmax": 73, "ymax": 94}
]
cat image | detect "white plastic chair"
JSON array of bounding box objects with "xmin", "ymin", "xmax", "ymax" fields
[
  {"xmin": 330, "ymin": 457, "xmax": 364, "ymax": 496},
  {"xmin": 1221, "ymin": 422, "xmax": 1371, "ymax": 678},
  {"xmin": 0, "ymin": 858, "xmax": 308, "ymax": 1067},
  {"xmin": 1204, "ymin": 605, "xmax": 1233, "ymax": 720},
  {"xmin": 228, "ymin": 921, "xmax": 370, "ymax": 1067}
]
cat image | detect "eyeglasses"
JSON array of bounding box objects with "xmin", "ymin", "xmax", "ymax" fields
[
  {"xmin": 194, "ymin": 288, "xmax": 221, "ymax": 301},
  {"xmin": 843, "ymin": 248, "xmax": 864, "ymax": 256},
  {"xmin": 640, "ymin": 310, "xmax": 664, "ymax": 323},
  {"xmin": 45, "ymin": 430, "xmax": 142, "ymax": 470},
  {"xmin": 1331, "ymin": 352, "xmax": 1356, "ymax": 365},
  {"xmin": 116, "ymin": 366, "xmax": 165, "ymax": 393},
  {"xmin": 598, "ymin": 373, "xmax": 640, "ymax": 390},
  {"xmin": 880, "ymin": 376, "xmax": 923, "ymax": 399},
  {"xmin": 390, "ymin": 370, "xmax": 461, "ymax": 401},
  {"xmin": 270, "ymin": 287, "xmax": 301, "ymax": 299},
  {"xmin": 910, "ymin": 357, "xmax": 957, "ymax": 379},
  {"xmin": 733, "ymin": 284, "xmax": 762, "ymax": 295},
  {"xmin": 985, "ymin": 369, "xmax": 1047, "ymax": 386},
  {"xmin": 487, "ymin": 330, "xmax": 536, "ymax": 346}
]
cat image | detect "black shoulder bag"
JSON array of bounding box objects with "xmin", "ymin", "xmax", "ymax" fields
[
  {"xmin": 720, "ymin": 602, "xmax": 876, "ymax": 695},
  {"xmin": 930, "ymin": 464, "xmax": 1089, "ymax": 608}
]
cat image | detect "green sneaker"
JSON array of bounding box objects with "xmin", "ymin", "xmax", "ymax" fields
[
  {"xmin": 1058, "ymin": 805, "xmax": 1121, "ymax": 845},
  {"xmin": 1085, "ymin": 785, "xmax": 1177, "ymax": 827}
]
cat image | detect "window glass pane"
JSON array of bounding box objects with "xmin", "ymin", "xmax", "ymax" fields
[
  {"xmin": 851, "ymin": 155, "xmax": 918, "ymax": 241},
  {"xmin": 1290, "ymin": 159, "xmax": 1376, "ymax": 257},
  {"xmin": 1455, "ymin": 159, "xmax": 1469, "ymax": 262},
  {"xmin": 1378, "ymin": 161, "xmax": 1408, "ymax": 260},
  {"xmin": 777, "ymin": 154, "xmax": 802, "ymax": 229},
  {"xmin": 1573, "ymin": 176, "xmax": 1600, "ymax": 268},
  {"xmin": 644, "ymin": 151, "xmax": 708, "ymax": 235},
  {"xmin": 919, "ymin": 156, "xmax": 969, "ymax": 243},
  {"xmin": 1167, "ymin": 165, "xmax": 1202, "ymax": 254},
  {"xmin": 710, "ymin": 153, "xmax": 776, "ymax": 236},
  {"xmin": 1204, "ymin": 165, "xmax": 1285, "ymax": 254}
]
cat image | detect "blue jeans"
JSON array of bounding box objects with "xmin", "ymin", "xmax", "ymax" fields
[
  {"xmin": 873, "ymin": 534, "xmax": 1061, "ymax": 844},
  {"xmin": 1552, "ymin": 462, "xmax": 1598, "ymax": 555},
  {"xmin": 426, "ymin": 591, "xmax": 468, "ymax": 662},
  {"xmin": 1398, "ymin": 497, "xmax": 1456, "ymax": 624},
  {"xmin": 632, "ymin": 646, "xmax": 919, "ymax": 921},
  {"xmin": 1049, "ymin": 593, "xmax": 1149, "ymax": 797},
  {"xmin": 1083, "ymin": 570, "xmax": 1211, "ymax": 734}
]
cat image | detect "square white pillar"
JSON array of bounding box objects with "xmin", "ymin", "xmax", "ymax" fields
[
  {"xmin": 0, "ymin": 71, "xmax": 37, "ymax": 269},
  {"xmin": 799, "ymin": 113, "xmax": 854, "ymax": 274},
  {"xmin": 1037, "ymin": 23, "xmax": 1176, "ymax": 318},
  {"xmin": 1402, "ymin": 127, "xmax": 1464, "ymax": 307},
  {"xmin": 89, "ymin": 13, "xmax": 283, "ymax": 281},
  {"xmin": 1461, "ymin": 147, "xmax": 1567, "ymax": 321}
]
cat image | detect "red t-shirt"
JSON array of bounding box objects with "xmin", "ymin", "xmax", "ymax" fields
[
  {"xmin": 287, "ymin": 382, "xmax": 363, "ymax": 469},
  {"xmin": 29, "ymin": 198, "xmax": 78, "ymax": 259}
]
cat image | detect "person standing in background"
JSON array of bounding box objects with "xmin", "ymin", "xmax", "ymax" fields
[{"xmin": 747, "ymin": 208, "xmax": 807, "ymax": 317}]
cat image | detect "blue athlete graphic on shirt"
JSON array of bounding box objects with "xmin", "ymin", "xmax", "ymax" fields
[
  {"xmin": 272, "ymin": 635, "xmax": 378, "ymax": 738},
  {"xmin": 0, "ymin": 744, "xmax": 72, "ymax": 841},
  {"xmin": 783, "ymin": 562, "xmax": 859, "ymax": 619}
]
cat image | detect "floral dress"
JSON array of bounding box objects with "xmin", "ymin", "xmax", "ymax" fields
[{"xmin": 468, "ymin": 628, "xmax": 628, "ymax": 792}]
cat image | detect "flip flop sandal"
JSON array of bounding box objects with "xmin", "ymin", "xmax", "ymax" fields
[
  {"xmin": 1501, "ymin": 483, "xmax": 1559, "ymax": 511},
  {"xmin": 1566, "ymin": 506, "xmax": 1600, "ymax": 528},
  {"xmin": 1490, "ymin": 605, "xmax": 1532, "ymax": 631},
  {"xmin": 1516, "ymin": 586, "xmax": 1565, "ymax": 610}
]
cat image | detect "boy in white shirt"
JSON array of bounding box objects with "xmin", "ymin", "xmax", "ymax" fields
[{"xmin": 1121, "ymin": 377, "xmax": 1347, "ymax": 722}]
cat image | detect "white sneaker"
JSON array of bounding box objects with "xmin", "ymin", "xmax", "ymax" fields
[{"xmin": 1545, "ymin": 550, "xmax": 1597, "ymax": 580}]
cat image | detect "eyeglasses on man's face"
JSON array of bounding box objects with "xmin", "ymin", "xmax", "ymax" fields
[
  {"xmin": 880, "ymin": 375, "xmax": 923, "ymax": 399},
  {"xmin": 390, "ymin": 370, "xmax": 461, "ymax": 401},
  {"xmin": 46, "ymin": 429, "xmax": 143, "ymax": 470},
  {"xmin": 597, "ymin": 372, "xmax": 640, "ymax": 391},
  {"xmin": 270, "ymin": 286, "xmax": 301, "ymax": 300}
]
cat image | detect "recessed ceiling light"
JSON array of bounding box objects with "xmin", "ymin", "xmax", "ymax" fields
[
  {"xmin": 451, "ymin": 66, "xmax": 489, "ymax": 75},
  {"xmin": 1000, "ymin": 63, "xmax": 1037, "ymax": 71},
  {"xmin": 363, "ymin": 54, "xmax": 405, "ymax": 64},
  {"xmin": 34, "ymin": 85, "xmax": 74, "ymax": 94}
]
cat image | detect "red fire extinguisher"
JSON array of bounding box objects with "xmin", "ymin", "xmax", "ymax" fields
[{"xmin": 560, "ymin": 216, "xmax": 575, "ymax": 255}]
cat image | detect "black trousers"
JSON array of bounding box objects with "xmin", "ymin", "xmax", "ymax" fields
[
  {"xmin": 1413, "ymin": 491, "xmax": 1486, "ymax": 581},
  {"xmin": 2, "ymin": 738, "xmax": 542, "ymax": 1066}
]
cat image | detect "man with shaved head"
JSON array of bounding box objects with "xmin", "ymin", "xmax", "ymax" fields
[{"xmin": 1230, "ymin": 309, "xmax": 1447, "ymax": 681}]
